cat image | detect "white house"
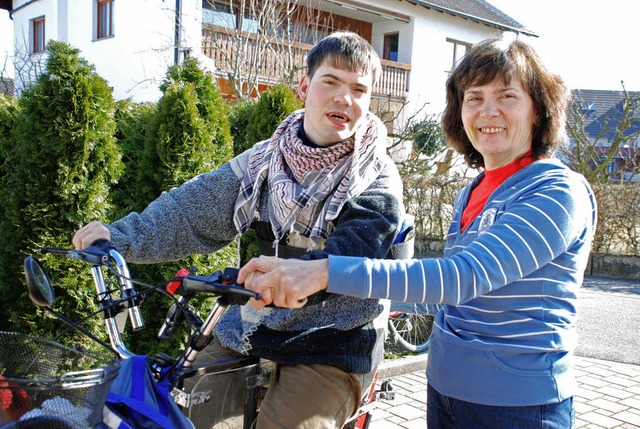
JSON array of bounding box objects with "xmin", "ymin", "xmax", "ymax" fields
[
  {"xmin": 3, "ymin": 0, "xmax": 203, "ymax": 101},
  {"xmin": 1, "ymin": 0, "xmax": 536, "ymax": 122}
]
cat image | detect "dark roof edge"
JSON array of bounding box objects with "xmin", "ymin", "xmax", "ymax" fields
[{"xmin": 406, "ymin": 0, "xmax": 538, "ymax": 38}]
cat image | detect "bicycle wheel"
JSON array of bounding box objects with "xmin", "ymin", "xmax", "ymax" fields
[{"xmin": 388, "ymin": 312, "xmax": 433, "ymax": 353}]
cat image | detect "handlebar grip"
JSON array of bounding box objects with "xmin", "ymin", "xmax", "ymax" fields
[
  {"xmin": 181, "ymin": 268, "xmax": 261, "ymax": 305},
  {"xmin": 89, "ymin": 239, "xmax": 114, "ymax": 252},
  {"xmin": 40, "ymin": 247, "xmax": 75, "ymax": 255}
]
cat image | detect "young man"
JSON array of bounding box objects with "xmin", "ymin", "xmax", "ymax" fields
[{"xmin": 73, "ymin": 32, "xmax": 405, "ymax": 428}]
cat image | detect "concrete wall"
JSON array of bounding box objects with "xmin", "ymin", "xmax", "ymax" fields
[{"xmin": 587, "ymin": 253, "xmax": 640, "ymax": 280}]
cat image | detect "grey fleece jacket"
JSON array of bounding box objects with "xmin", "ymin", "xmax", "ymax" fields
[{"xmin": 107, "ymin": 148, "xmax": 404, "ymax": 374}]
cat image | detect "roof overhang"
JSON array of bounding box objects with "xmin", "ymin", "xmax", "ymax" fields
[
  {"xmin": 0, "ymin": 0, "xmax": 11, "ymax": 11},
  {"xmin": 325, "ymin": 0, "xmax": 411, "ymax": 23},
  {"xmin": 404, "ymin": 0, "xmax": 538, "ymax": 38}
]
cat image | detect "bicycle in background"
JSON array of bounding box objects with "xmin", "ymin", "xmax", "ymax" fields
[{"xmin": 388, "ymin": 302, "xmax": 433, "ymax": 354}]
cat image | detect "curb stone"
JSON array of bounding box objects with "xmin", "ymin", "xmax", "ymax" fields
[{"xmin": 378, "ymin": 353, "xmax": 428, "ymax": 379}]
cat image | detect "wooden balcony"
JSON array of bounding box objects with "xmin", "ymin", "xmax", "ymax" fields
[{"xmin": 202, "ymin": 26, "xmax": 410, "ymax": 100}]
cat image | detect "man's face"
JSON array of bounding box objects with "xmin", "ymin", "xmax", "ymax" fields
[{"xmin": 298, "ymin": 63, "xmax": 373, "ymax": 147}]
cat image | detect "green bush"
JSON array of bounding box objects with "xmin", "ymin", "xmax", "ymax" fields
[
  {"xmin": 230, "ymin": 84, "xmax": 303, "ymax": 154},
  {"xmin": 138, "ymin": 57, "xmax": 233, "ymax": 203},
  {"xmin": 410, "ymin": 115, "xmax": 445, "ymax": 157},
  {"xmin": 0, "ymin": 94, "xmax": 18, "ymax": 183},
  {"xmin": 117, "ymin": 57, "xmax": 237, "ymax": 357},
  {"xmin": 245, "ymin": 84, "xmax": 302, "ymax": 147},
  {"xmin": 229, "ymin": 98, "xmax": 258, "ymax": 155},
  {"xmin": 110, "ymin": 99, "xmax": 157, "ymax": 216},
  {"xmin": 0, "ymin": 41, "xmax": 122, "ymax": 343}
]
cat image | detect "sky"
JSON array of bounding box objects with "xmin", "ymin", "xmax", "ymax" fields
[
  {"xmin": 1, "ymin": 2, "xmax": 639, "ymax": 91},
  {"xmin": 487, "ymin": 0, "xmax": 640, "ymax": 91}
]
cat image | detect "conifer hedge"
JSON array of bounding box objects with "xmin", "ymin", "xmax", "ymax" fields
[
  {"xmin": 0, "ymin": 41, "xmax": 122, "ymax": 342},
  {"xmin": 118, "ymin": 56, "xmax": 237, "ymax": 356}
]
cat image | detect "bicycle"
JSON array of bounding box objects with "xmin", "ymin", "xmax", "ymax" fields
[
  {"xmin": 16, "ymin": 242, "xmax": 394, "ymax": 428},
  {"xmin": 387, "ymin": 302, "xmax": 433, "ymax": 354}
]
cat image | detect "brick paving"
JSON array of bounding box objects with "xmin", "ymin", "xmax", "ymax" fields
[{"xmin": 370, "ymin": 355, "xmax": 640, "ymax": 428}]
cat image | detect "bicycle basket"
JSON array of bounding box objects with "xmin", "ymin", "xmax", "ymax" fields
[{"xmin": 0, "ymin": 331, "xmax": 120, "ymax": 429}]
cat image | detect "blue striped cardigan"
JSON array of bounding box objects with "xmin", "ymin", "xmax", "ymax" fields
[{"xmin": 327, "ymin": 158, "xmax": 597, "ymax": 406}]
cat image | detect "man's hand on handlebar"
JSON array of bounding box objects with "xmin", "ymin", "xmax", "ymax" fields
[
  {"xmin": 73, "ymin": 221, "xmax": 111, "ymax": 250},
  {"xmin": 238, "ymin": 256, "xmax": 329, "ymax": 310}
]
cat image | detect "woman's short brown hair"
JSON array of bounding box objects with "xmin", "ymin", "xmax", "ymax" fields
[{"xmin": 442, "ymin": 37, "xmax": 570, "ymax": 169}]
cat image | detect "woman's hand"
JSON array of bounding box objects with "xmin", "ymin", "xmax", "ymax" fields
[
  {"xmin": 72, "ymin": 221, "xmax": 111, "ymax": 250},
  {"xmin": 239, "ymin": 256, "xmax": 329, "ymax": 309}
]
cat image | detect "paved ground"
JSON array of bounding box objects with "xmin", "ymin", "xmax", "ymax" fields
[
  {"xmin": 578, "ymin": 277, "xmax": 640, "ymax": 366},
  {"xmin": 371, "ymin": 275, "xmax": 640, "ymax": 428},
  {"xmin": 373, "ymin": 355, "xmax": 640, "ymax": 428}
]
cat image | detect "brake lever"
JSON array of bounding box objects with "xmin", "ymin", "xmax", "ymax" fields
[
  {"xmin": 182, "ymin": 268, "xmax": 261, "ymax": 305},
  {"xmin": 40, "ymin": 246, "xmax": 111, "ymax": 266}
]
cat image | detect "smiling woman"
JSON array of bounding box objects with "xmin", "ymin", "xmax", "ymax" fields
[{"xmin": 460, "ymin": 76, "xmax": 535, "ymax": 170}]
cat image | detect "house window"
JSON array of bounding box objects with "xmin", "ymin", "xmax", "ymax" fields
[
  {"xmin": 203, "ymin": 0, "xmax": 258, "ymax": 33},
  {"xmin": 97, "ymin": 0, "xmax": 114, "ymax": 39},
  {"xmin": 447, "ymin": 38, "xmax": 471, "ymax": 73},
  {"xmin": 383, "ymin": 33, "xmax": 399, "ymax": 62},
  {"xmin": 286, "ymin": 19, "xmax": 333, "ymax": 45},
  {"xmin": 32, "ymin": 17, "xmax": 45, "ymax": 54}
]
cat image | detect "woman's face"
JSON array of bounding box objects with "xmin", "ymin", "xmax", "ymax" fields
[{"xmin": 461, "ymin": 75, "xmax": 536, "ymax": 170}]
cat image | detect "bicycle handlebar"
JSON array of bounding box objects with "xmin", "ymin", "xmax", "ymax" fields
[
  {"xmin": 41, "ymin": 245, "xmax": 145, "ymax": 332},
  {"xmin": 38, "ymin": 243, "xmax": 261, "ymax": 363}
]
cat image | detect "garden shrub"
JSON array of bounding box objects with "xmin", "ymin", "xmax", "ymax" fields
[
  {"xmin": 229, "ymin": 97, "xmax": 257, "ymax": 156},
  {"xmin": 138, "ymin": 57, "xmax": 233, "ymax": 204},
  {"xmin": 110, "ymin": 99, "xmax": 157, "ymax": 217},
  {"xmin": 0, "ymin": 41, "xmax": 122, "ymax": 344},
  {"xmin": 245, "ymin": 84, "xmax": 302, "ymax": 147},
  {"xmin": 117, "ymin": 57, "xmax": 237, "ymax": 357}
]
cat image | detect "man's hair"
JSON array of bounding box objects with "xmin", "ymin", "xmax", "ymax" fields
[
  {"xmin": 306, "ymin": 32, "xmax": 381, "ymax": 84},
  {"xmin": 442, "ymin": 37, "xmax": 570, "ymax": 169}
]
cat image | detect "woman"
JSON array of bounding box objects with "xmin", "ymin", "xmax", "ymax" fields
[{"xmin": 239, "ymin": 37, "xmax": 597, "ymax": 428}]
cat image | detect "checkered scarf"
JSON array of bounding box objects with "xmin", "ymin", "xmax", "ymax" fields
[{"xmin": 233, "ymin": 109, "xmax": 386, "ymax": 250}]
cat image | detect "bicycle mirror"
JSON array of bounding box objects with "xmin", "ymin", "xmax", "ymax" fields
[{"xmin": 24, "ymin": 255, "xmax": 55, "ymax": 307}]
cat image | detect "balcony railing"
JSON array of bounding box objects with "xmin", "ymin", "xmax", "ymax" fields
[{"xmin": 202, "ymin": 26, "xmax": 410, "ymax": 100}]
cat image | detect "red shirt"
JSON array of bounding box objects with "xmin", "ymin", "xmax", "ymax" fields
[{"xmin": 460, "ymin": 153, "xmax": 535, "ymax": 232}]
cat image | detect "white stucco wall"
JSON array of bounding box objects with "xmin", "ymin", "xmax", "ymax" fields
[
  {"xmin": 411, "ymin": 11, "xmax": 506, "ymax": 116},
  {"xmin": 365, "ymin": 0, "xmax": 518, "ymax": 128},
  {"xmin": 8, "ymin": 0, "xmax": 531, "ymax": 109},
  {"xmin": 12, "ymin": 0, "xmax": 52, "ymax": 57},
  {"xmin": 11, "ymin": 0, "xmax": 203, "ymax": 102}
]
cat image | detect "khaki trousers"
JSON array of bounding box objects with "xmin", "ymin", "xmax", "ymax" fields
[
  {"xmin": 191, "ymin": 338, "xmax": 373, "ymax": 429},
  {"xmin": 256, "ymin": 362, "xmax": 366, "ymax": 429}
]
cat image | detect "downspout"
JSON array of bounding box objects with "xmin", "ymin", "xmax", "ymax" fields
[{"xmin": 174, "ymin": 0, "xmax": 182, "ymax": 65}]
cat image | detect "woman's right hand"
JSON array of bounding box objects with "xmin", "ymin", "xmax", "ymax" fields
[
  {"xmin": 72, "ymin": 221, "xmax": 111, "ymax": 250},
  {"xmin": 239, "ymin": 256, "xmax": 329, "ymax": 309}
]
